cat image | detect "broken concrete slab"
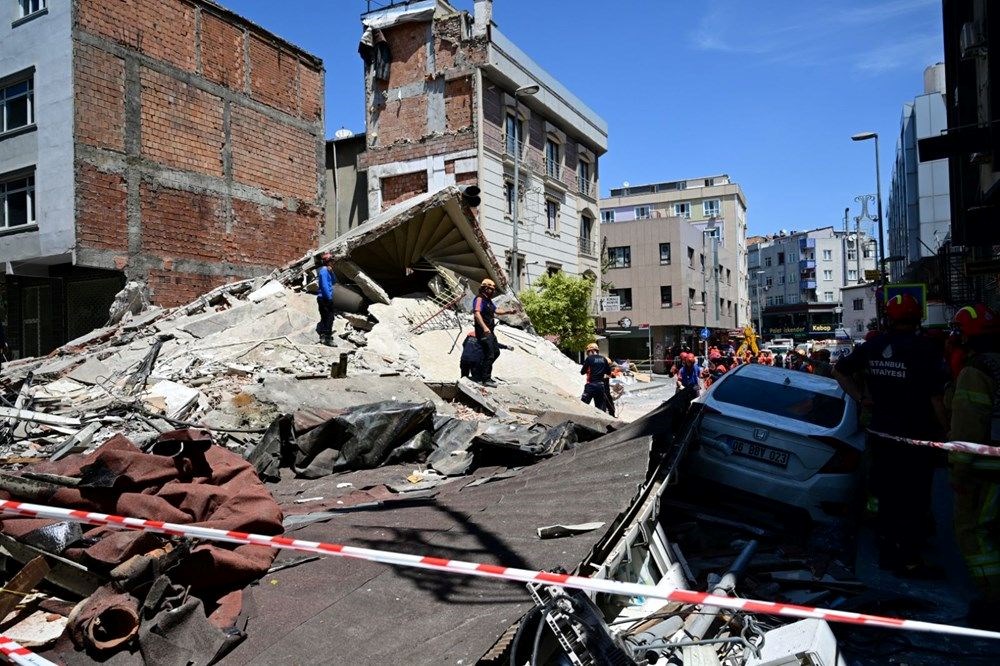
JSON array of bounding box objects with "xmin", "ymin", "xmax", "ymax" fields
[
  {"xmin": 65, "ymin": 357, "xmax": 117, "ymax": 387},
  {"xmin": 179, "ymin": 299, "xmax": 284, "ymax": 339},
  {"xmin": 247, "ymin": 280, "xmax": 286, "ymax": 303},
  {"xmin": 241, "ymin": 376, "xmax": 454, "ymax": 417},
  {"xmin": 122, "ymin": 306, "xmax": 164, "ymax": 331},
  {"xmin": 33, "ymin": 356, "xmax": 84, "ymax": 381},
  {"xmin": 143, "ymin": 381, "xmax": 202, "ymax": 420},
  {"xmin": 335, "ymin": 259, "xmax": 391, "ymax": 305}
]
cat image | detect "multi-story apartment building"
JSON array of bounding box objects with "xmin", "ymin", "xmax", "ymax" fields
[
  {"xmin": 0, "ymin": 0, "xmax": 325, "ymax": 358},
  {"xmin": 886, "ymin": 63, "xmax": 951, "ymax": 282},
  {"xmin": 597, "ymin": 175, "xmax": 748, "ymax": 359},
  {"xmin": 749, "ymin": 226, "xmax": 877, "ymax": 340},
  {"xmin": 356, "ymin": 0, "xmax": 607, "ymax": 288}
]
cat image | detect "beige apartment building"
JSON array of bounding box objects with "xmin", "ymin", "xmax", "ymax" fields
[{"xmin": 598, "ymin": 175, "xmax": 748, "ymax": 361}]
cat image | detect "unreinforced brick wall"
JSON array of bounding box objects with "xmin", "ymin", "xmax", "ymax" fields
[{"xmin": 72, "ymin": 0, "xmax": 325, "ymax": 307}]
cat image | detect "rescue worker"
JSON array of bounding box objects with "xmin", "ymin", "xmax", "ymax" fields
[
  {"xmin": 833, "ymin": 294, "xmax": 949, "ymax": 577},
  {"xmin": 580, "ymin": 343, "xmax": 612, "ymax": 411},
  {"xmin": 315, "ymin": 252, "xmax": 337, "ymax": 346},
  {"xmin": 676, "ymin": 352, "xmax": 701, "ymax": 395},
  {"xmin": 472, "ymin": 278, "xmax": 514, "ymax": 388},
  {"xmin": 809, "ymin": 349, "xmax": 833, "ymax": 377},
  {"xmin": 459, "ymin": 330, "xmax": 484, "ymax": 381},
  {"xmin": 948, "ymin": 304, "xmax": 1000, "ymax": 628}
]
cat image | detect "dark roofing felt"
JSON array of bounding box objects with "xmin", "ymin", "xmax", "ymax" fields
[{"xmin": 224, "ymin": 433, "xmax": 652, "ymax": 665}]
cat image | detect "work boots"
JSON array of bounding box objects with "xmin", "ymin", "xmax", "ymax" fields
[{"xmin": 320, "ymin": 334, "xmax": 336, "ymax": 347}]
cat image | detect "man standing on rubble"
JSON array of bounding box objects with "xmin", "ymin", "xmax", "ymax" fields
[
  {"xmin": 581, "ymin": 343, "xmax": 612, "ymax": 411},
  {"xmin": 472, "ymin": 278, "xmax": 514, "ymax": 388},
  {"xmin": 316, "ymin": 252, "xmax": 337, "ymax": 347},
  {"xmin": 833, "ymin": 294, "xmax": 948, "ymax": 577},
  {"xmin": 948, "ymin": 304, "xmax": 1000, "ymax": 628}
]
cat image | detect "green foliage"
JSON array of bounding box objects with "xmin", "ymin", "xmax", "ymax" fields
[{"xmin": 519, "ymin": 271, "xmax": 595, "ymax": 352}]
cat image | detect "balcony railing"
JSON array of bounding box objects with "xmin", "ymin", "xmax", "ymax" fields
[
  {"xmin": 577, "ymin": 178, "xmax": 597, "ymax": 199},
  {"xmin": 578, "ymin": 236, "xmax": 596, "ymax": 256},
  {"xmin": 544, "ymin": 156, "xmax": 562, "ymax": 181},
  {"xmin": 799, "ymin": 259, "xmax": 816, "ymax": 270},
  {"xmin": 801, "ymin": 279, "xmax": 817, "ymax": 290},
  {"xmin": 799, "ymin": 238, "xmax": 816, "ymax": 250}
]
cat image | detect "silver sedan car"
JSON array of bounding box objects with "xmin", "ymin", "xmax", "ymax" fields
[{"xmin": 687, "ymin": 363, "xmax": 865, "ymax": 522}]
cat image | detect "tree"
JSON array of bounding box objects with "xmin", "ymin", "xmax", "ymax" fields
[{"xmin": 519, "ymin": 271, "xmax": 596, "ymax": 352}]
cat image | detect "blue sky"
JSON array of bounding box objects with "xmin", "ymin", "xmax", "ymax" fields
[{"xmin": 223, "ymin": 0, "xmax": 943, "ymax": 238}]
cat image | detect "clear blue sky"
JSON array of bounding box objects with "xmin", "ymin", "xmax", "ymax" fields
[{"xmin": 223, "ymin": 0, "xmax": 943, "ymax": 238}]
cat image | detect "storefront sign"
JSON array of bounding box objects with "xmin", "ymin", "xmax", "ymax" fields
[{"xmin": 810, "ymin": 324, "xmax": 833, "ymax": 333}]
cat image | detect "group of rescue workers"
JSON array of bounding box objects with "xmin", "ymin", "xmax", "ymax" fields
[{"xmin": 831, "ymin": 295, "xmax": 1000, "ymax": 630}]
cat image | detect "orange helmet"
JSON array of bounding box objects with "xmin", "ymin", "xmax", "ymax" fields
[
  {"xmin": 885, "ymin": 294, "xmax": 921, "ymax": 323},
  {"xmin": 953, "ymin": 304, "xmax": 999, "ymax": 337},
  {"xmin": 586, "ymin": 343, "xmax": 600, "ymax": 352}
]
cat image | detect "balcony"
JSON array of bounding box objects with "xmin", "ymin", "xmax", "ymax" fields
[
  {"xmin": 799, "ymin": 238, "xmax": 816, "ymax": 251},
  {"xmin": 577, "ymin": 178, "xmax": 597, "ymax": 199},
  {"xmin": 799, "ymin": 259, "xmax": 816, "ymax": 270},
  {"xmin": 544, "ymin": 156, "xmax": 562, "ymax": 181},
  {"xmin": 578, "ymin": 236, "xmax": 597, "ymax": 257},
  {"xmin": 801, "ymin": 279, "xmax": 817, "ymax": 290}
]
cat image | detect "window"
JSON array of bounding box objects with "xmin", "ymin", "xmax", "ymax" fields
[
  {"xmin": 660, "ymin": 286, "xmax": 673, "ymax": 308},
  {"xmin": 847, "ymin": 250, "xmax": 857, "ymax": 261},
  {"xmin": 1, "ymin": 171, "xmax": 35, "ymax": 229},
  {"xmin": 704, "ymin": 178, "xmax": 715, "ymax": 187},
  {"xmin": 545, "ymin": 138, "xmax": 560, "ymax": 179},
  {"xmin": 765, "ymin": 276, "xmax": 773, "ymax": 287},
  {"xmin": 863, "ymin": 245, "xmax": 872, "ymax": 259},
  {"xmin": 822, "ymin": 249, "xmax": 833, "ymax": 261},
  {"xmin": 701, "ymin": 291, "xmax": 706, "ymax": 305},
  {"xmin": 504, "ymin": 113, "xmax": 522, "ymax": 156},
  {"xmin": 577, "ymin": 160, "xmax": 591, "ymax": 194},
  {"xmin": 703, "ymin": 199, "xmax": 720, "ymax": 217},
  {"xmin": 601, "ymin": 210, "xmax": 615, "ymax": 224},
  {"xmin": 503, "ymin": 180, "xmax": 514, "ymax": 216},
  {"xmin": 766, "ymin": 296, "xmax": 774, "ymax": 306},
  {"xmin": 855, "ymin": 322, "xmax": 864, "ymax": 333},
  {"xmin": 1, "ymin": 75, "xmax": 34, "ymax": 133},
  {"xmin": 853, "ymin": 298, "xmax": 864, "ymax": 311},
  {"xmin": 17, "ymin": 0, "xmax": 46, "ymax": 18},
  {"xmin": 823, "ymin": 291, "xmax": 834, "ymax": 302},
  {"xmin": 689, "ymin": 288, "xmax": 696, "ymax": 302},
  {"xmin": 607, "ymin": 246, "xmax": 631, "ymax": 269},
  {"xmin": 609, "ymin": 288, "xmax": 633, "ymax": 310},
  {"xmin": 545, "ymin": 200, "xmax": 559, "ymax": 232},
  {"xmin": 677, "ymin": 181, "xmax": 687, "ymax": 190},
  {"xmin": 674, "ymin": 202, "xmax": 691, "ymax": 219},
  {"xmin": 687, "ymin": 246, "xmax": 695, "ymax": 267},
  {"xmin": 659, "ymin": 242, "xmax": 671, "ymax": 265},
  {"xmin": 712, "ymin": 376, "xmax": 846, "ymax": 428},
  {"xmin": 546, "ymin": 264, "xmax": 561, "ymax": 277},
  {"xmin": 778, "ymin": 274, "xmax": 785, "ymax": 285},
  {"xmin": 823, "ymin": 270, "xmax": 833, "ymax": 281},
  {"xmin": 764, "ymin": 257, "xmax": 772, "ymax": 267},
  {"xmin": 725, "ymin": 268, "xmax": 731, "ymax": 284},
  {"xmin": 787, "ymin": 294, "xmax": 799, "ymax": 304},
  {"xmin": 634, "ymin": 205, "xmax": 651, "ymax": 219},
  {"xmin": 699, "ymin": 253, "xmax": 705, "ymax": 270},
  {"xmin": 777, "ymin": 252, "xmax": 785, "ymax": 265},
  {"xmin": 848, "ymin": 269, "xmax": 858, "ymax": 281},
  {"xmin": 775, "ymin": 295, "xmax": 785, "ymax": 305}
]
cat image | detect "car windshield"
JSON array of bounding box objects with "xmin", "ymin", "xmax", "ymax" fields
[{"xmin": 712, "ymin": 375, "xmax": 846, "ymax": 428}]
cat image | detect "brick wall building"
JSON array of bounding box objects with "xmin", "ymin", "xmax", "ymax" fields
[
  {"xmin": 356, "ymin": 0, "xmax": 607, "ymax": 292},
  {"xmin": 0, "ymin": 0, "xmax": 324, "ymax": 357}
]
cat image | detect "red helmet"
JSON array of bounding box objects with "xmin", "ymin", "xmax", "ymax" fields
[
  {"xmin": 885, "ymin": 294, "xmax": 921, "ymax": 322},
  {"xmin": 953, "ymin": 304, "xmax": 999, "ymax": 337}
]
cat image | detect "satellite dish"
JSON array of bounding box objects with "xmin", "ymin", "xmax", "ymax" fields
[
  {"xmin": 334, "ymin": 127, "xmax": 354, "ymax": 139},
  {"xmin": 622, "ymin": 181, "xmax": 630, "ymax": 188}
]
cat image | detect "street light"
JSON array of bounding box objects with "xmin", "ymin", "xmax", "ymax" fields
[
  {"xmin": 754, "ymin": 270, "xmax": 765, "ymax": 337},
  {"xmin": 851, "ymin": 132, "xmax": 886, "ymax": 280},
  {"xmin": 510, "ymin": 84, "xmax": 539, "ymax": 294}
]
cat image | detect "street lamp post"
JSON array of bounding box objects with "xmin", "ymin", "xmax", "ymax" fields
[
  {"xmin": 754, "ymin": 270, "xmax": 765, "ymax": 336},
  {"xmin": 510, "ymin": 84, "xmax": 539, "ymax": 294},
  {"xmin": 851, "ymin": 132, "xmax": 886, "ymax": 279}
]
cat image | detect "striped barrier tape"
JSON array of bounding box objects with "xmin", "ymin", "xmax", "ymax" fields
[
  {"xmin": 0, "ymin": 636, "xmax": 56, "ymax": 666},
  {"xmin": 1, "ymin": 499, "xmax": 998, "ymax": 642},
  {"xmin": 867, "ymin": 430, "xmax": 1000, "ymax": 458}
]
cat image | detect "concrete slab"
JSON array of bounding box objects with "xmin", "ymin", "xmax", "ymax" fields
[
  {"xmin": 33, "ymin": 356, "xmax": 83, "ymax": 381},
  {"xmin": 65, "ymin": 357, "xmax": 117, "ymax": 386},
  {"xmin": 143, "ymin": 380, "xmax": 202, "ymax": 420},
  {"xmin": 242, "ymin": 375, "xmax": 455, "ymax": 416},
  {"xmin": 122, "ymin": 306, "xmax": 164, "ymax": 331},
  {"xmin": 179, "ymin": 300, "xmax": 284, "ymax": 339}
]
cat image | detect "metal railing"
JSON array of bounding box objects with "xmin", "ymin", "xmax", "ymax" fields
[
  {"xmin": 577, "ymin": 179, "xmax": 597, "ymax": 199},
  {"xmin": 544, "ymin": 156, "xmax": 562, "ymax": 180},
  {"xmin": 578, "ymin": 237, "xmax": 596, "ymax": 256}
]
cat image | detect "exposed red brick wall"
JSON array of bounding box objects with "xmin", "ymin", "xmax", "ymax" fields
[
  {"xmin": 455, "ymin": 172, "xmax": 477, "ymax": 186},
  {"xmin": 76, "ymin": 0, "xmax": 196, "ymax": 72},
  {"xmin": 381, "ymin": 172, "xmax": 428, "ymax": 210},
  {"xmin": 445, "ymin": 76, "xmax": 473, "ymax": 132},
  {"xmin": 231, "ymin": 105, "xmax": 318, "ymax": 201},
  {"xmin": 147, "ymin": 268, "xmax": 235, "ymax": 307},
  {"xmin": 376, "ymin": 96, "xmax": 427, "ymax": 146},
  {"xmin": 140, "ymin": 67, "xmax": 224, "ymax": 176},
  {"xmin": 298, "ymin": 60, "xmax": 323, "ymax": 122},
  {"xmin": 139, "ymin": 184, "xmax": 228, "ymax": 262},
  {"xmin": 249, "ymin": 35, "xmax": 298, "ymax": 114},
  {"xmin": 74, "ymin": 44, "xmax": 126, "ymax": 152},
  {"xmin": 230, "ymin": 199, "xmax": 317, "ymax": 265},
  {"xmin": 359, "ymin": 133, "xmax": 476, "ymax": 170},
  {"xmin": 200, "ymin": 11, "xmax": 245, "ymax": 88},
  {"xmin": 76, "ymin": 164, "xmax": 128, "ymax": 252},
  {"xmin": 386, "ymin": 22, "xmax": 428, "ymax": 89}
]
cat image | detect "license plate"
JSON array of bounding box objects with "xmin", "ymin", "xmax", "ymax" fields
[{"xmin": 728, "ymin": 437, "xmax": 790, "ymax": 468}]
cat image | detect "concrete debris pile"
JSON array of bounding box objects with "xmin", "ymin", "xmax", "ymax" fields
[{"xmin": 0, "ymin": 186, "xmax": 620, "ymax": 661}]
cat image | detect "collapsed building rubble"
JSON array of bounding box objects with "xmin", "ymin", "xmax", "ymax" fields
[{"xmin": 0, "ymin": 187, "xmax": 624, "ymax": 662}]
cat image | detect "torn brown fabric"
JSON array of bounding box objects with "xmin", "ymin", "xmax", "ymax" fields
[{"xmin": 0, "ymin": 432, "xmax": 284, "ymax": 592}]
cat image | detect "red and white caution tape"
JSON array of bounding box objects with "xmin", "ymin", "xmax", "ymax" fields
[
  {"xmin": 0, "ymin": 636, "xmax": 56, "ymax": 666},
  {"xmin": 868, "ymin": 430, "xmax": 1000, "ymax": 458},
  {"xmin": 1, "ymin": 499, "xmax": 998, "ymax": 642}
]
